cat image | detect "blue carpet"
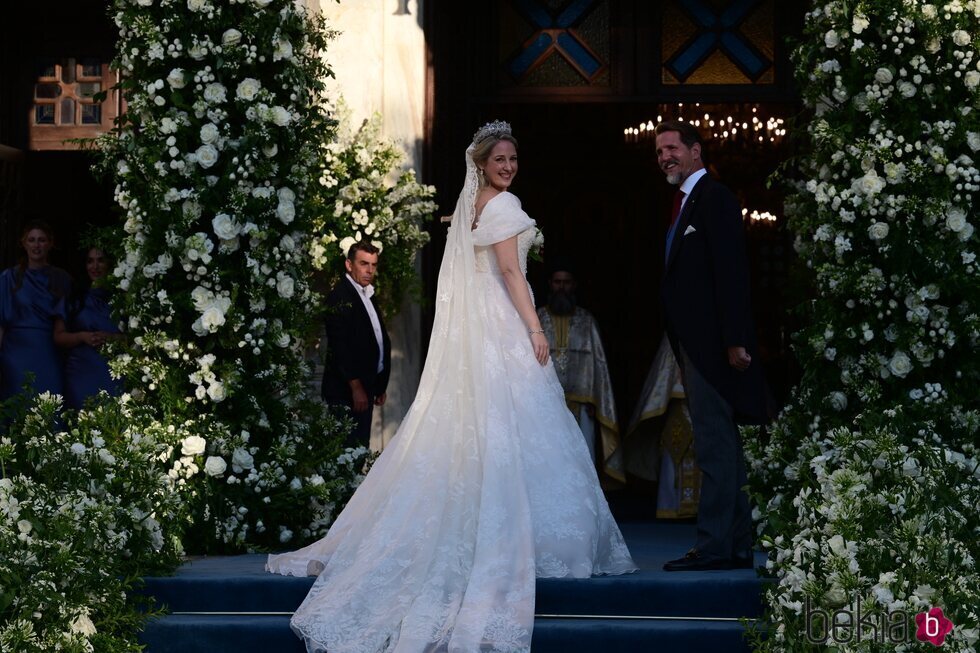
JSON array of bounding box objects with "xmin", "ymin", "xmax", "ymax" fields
[{"xmin": 140, "ymin": 522, "xmax": 765, "ymax": 652}]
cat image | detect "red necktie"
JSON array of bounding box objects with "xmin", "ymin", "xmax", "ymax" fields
[{"xmin": 670, "ymin": 189, "xmax": 686, "ymax": 227}]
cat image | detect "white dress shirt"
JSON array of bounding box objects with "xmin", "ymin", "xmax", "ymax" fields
[
  {"xmin": 678, "ymin": 167, "xmax": 708, "ymax": 214},
  {"xmin": 347, "ymin": 274, "xmax": 385, "ymax": 374}
]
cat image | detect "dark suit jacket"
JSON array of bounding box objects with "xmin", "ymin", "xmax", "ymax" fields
[
  {"xmin": 321, "ymin": 277, "xmax": 392, "ymax": 405},
  {"xmin": 661, "ymin": 173, "xmax": 767, "ymax": 424}
]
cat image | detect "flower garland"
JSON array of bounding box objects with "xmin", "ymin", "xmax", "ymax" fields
[
  {"xmin": 746, "ymin": 1, "xmax": 980, "ymax": 650},
  {"xmin": 99, "ymin": 0, "xmax": 369, "ymax": 552},
  {"xmin": 310, "ymin": 104, "xmax": 436, "ymax": 315}
]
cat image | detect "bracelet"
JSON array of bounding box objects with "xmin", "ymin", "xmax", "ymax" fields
[{"xmin": 529, "ymin": 329, "xmax": 545, "ymax": 335}]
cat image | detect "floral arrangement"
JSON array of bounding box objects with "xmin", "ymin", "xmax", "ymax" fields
[
  {"xmin": 97, "ymin": 0, "xmax": 370, "ymax": 552},
  {"xmin": 745, "ymin": 1, "xmax": 980, "ymax": 650},
  {"xmin": 309, "ymin": 105, "xmax": 436, "ymax": 315},
  {"xmin": 529, "ymin": 226, "xmax": 545, "ymax": 262},
  {"xmin": 0, "ymin": 392, "xmax": 184, "ymax": 653}
]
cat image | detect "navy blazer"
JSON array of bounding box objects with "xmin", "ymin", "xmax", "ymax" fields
[
  {"xmin": 661, "ymin": 173, "xmax": 767, "ymax": 424},
  {"xmin": 321, "ymin": 277, "xmax": 392, "ymax": 404}
]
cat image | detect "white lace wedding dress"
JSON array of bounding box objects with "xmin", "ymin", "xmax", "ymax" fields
[{"xmin": 267, "ymin": 146, "xmax": 636, "ymax": 653}]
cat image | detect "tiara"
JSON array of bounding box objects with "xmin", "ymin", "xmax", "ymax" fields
[{"xmin": 472, "ymin": 120, "xmax": 512, "ymax": 145}]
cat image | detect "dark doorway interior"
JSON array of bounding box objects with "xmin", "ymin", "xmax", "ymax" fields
[{"xmin": 0, "ymin": 0, "xmax": 117, "ymax": 278}]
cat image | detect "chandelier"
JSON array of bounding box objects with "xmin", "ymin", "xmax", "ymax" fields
[{"xmin": 623, "ymin": 103, "xmax": 787, "ymax": 146}]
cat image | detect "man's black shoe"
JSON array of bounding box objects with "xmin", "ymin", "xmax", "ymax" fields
[{"xmin": 663, "ymin": 550, "xmax": 732, "ymax": 571}]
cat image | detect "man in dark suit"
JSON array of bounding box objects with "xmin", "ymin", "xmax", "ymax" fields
[
  {"xmin": 655, "ymin": 120, "xmax": 767, "ymax": 571},
  {"xmin": 322, "ymin": 241, "xmax": 392, "ymax": 448}
]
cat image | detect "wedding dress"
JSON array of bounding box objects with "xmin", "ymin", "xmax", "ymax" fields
[{"xmin": 267, "ymin": 142, "xmax": 636, "ymax": 653}]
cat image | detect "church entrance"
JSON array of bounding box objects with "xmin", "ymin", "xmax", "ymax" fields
[{"xmin": 424, "ymin": 1, "xmax": 804, "ymax": 452}]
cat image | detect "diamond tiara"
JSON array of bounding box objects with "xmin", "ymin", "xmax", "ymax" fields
[{"xmin": 472, "ymin": 120, "xmax": 512, "ymax": 145}]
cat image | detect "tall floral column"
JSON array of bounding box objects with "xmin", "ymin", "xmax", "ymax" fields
[
  {"xmin": 746, "ymin": 1, "xmax": 980, "ymax": 650},
  {"xmin": 103, "ymin": 0, "xmax": 364, "ymax": 551}
]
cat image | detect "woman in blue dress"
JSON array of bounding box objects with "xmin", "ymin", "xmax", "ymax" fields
[
  {"xmin": 0, "ymin": 221, "xmax": 72, "ymax": 401},
  {"xmin": 54, "ymin": 247, "xmax": 122, "ymax": 409}
]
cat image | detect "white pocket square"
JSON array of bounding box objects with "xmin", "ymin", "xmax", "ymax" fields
[{"xmin": 683, "ymin": 225, "xmax": 697, "ymax": 235}]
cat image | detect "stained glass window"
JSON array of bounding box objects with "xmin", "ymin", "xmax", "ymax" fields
[{"xmin": 662, "ymin": 0, "xmax": 775, "ymax": 85}]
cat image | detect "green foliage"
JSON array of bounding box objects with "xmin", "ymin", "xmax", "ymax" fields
[
  {"xmin": 746, "ymin": 1, "xmax": 980, "ymax": 650},
  {"xmin": 0, "ymin": 392, "xmax": 183, "ymax": 652},
  {"xmin": 309, "ymin": 105, "xmax": 436, "ymax": 316},
  {"xmin": 94, "ymin": 0, "xmax": 371, "ymax": 553}
]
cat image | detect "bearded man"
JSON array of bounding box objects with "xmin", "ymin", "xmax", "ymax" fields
[{"xmin": 536, "ymin": 264, "xmax": 624, "ymax": 483}]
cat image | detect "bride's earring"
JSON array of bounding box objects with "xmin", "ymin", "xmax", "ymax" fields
[{"xmin": 477, "ymin": 168, "xmax": 484, "ymax": 176}]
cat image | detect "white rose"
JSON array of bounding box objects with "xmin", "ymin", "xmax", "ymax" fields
[
  {"xmin": 824, "ymin": 30, "xmax": 840, "ymax": 49},
  {"xmin": 280, "ymin": 234, "xmax": 295, "ymax": 251},
  {"xmin": 277, "ymin": 187, "xmax": 295, "ymax": 202},
  {"xmin": 232, "ymin": 448, "xmax": 254, "ymax": 470},
  {"xmin": 276, "ymin": 200, "xmax": 295, "ymax": 224},
  {"xmin": 868, "ymin": 222, "xmax": 889, "ymax": 241},
  {"xmin": 277, "ymin": 333, "xmax": 290, "ymax": 347},
  {"xmin": 953, "ymin": 30, "xmax": 971, "ymax": 47},
  {"xmin": 192, "ymin": 286, "xmax": 219, "ymax": 309},
  {"xmin": 212, "ymin": 213, "xmax": 240, "ymax": 240},
  {"xmin": 273, "ymin": 39, "xmax": 293, "ymax": 61},
  {"xmin": 959, "ymin": 223, "xmax": 974, "ymax": 241},
  {"xmin": 922, "ymin": 4, "xmax": 937, "ymax": 19},
  {"xmin": 207, "ymin": 381, "xmax": 226, "ymax": 402},
  {"xmin": 262, "ymin": 143, "xmax": 278, "ymax": 157},
  {"xmin": 279, "ymin": 528, "xmax": 293, "ymax": 543},
  {"xmin": 253, "ymin": 0, "xmax": 272, "ymax": 6},
  {"xmin": 852, "ymin": 14, "xmax": 869, "ymax": 34},
  {"xmin": 204, "ymin": 83, "xmax": 227, "ymax": 104},
  {"xmin": 966, "ymin": 71, "xmax": 980, "ymax": 89},
  {"xmin": 205, "ymin": 456, "xmax": 227, "ymax": 476},
  {"xmin": 196, "ymin": 144, "xmax": 219, "ymax": 169},
  {"xmin": 222, "ymin": 29, "xmax": 242, "ymax": 46},
  {"xmin": 853, "ymin": 169, "xmax": 885, "ymax": 196},
  {"xmin": 898, "ymin": 81, "xmax": 916, "ymax": 98},
  {"xmin": 137, "ymin": 0, "xmax": 153, "ymax": 5},
  {"xmin": 339, "ymin": 236, "xmax": 357, "ymax": 256},
  {"xmin": 200, "ymin": 123, "xmax": 220, "ymax": 144},
  {"xmin": 967, "ymin": 132, "xmax": 980, "ymax": 152},
  {"xmin": 187, "ymin": 0, "xmax": 207, "ymax": 10},
  {"xmin": 271, "ymin": 106, "xmax": 291, "ymax": 126},
  {"xmin": 181, "ymin": 435, "xmax": 207, "ymax": 456},
  {"xmin": 889, "ymin": 351, "xmax": 912, "ymax": 378},
  {"xmin": 277, "ymin": 276, "xmax": 295, "ymax": 299},
  {"xmin": 71, "ymin": 442, "xmax": 87, "ymax": 455},
  {"xmin": 829, "ymin": 391, "xmax": 848, "ymax": 411},
  {"xmin": 236, "ymin": 77, "xmax": 261, "ymax": 102},
  {"xmin": 167, "ymin": 68, "xmax": 186, "ymax": 89},
  {"xmin": 926, "ymin": 38, "xmax": 941, "ymax": 54},
  {"xmin": 201, "ymin": 304, "xmax": 227, "ymax": 331},
  {"xmin": 947, "ymin": 207, "xmax": 967, "ymax": 232},
  {"xmin": 874, "ymin": 67, "xmax": 893, "ymax": 84}
]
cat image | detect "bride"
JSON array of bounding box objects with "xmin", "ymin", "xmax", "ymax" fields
[{"xmin": 267, "ymin": 120, "xmax": 636, "ymax": 652}]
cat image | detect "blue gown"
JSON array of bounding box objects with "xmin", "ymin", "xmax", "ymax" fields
[
  {"xmin": 0, "ymin": 266, "xmax": 71, "ymax": 401},
  {"xmin": 63, "ymin": 287, "xmax": 122, "ymax": 409}
]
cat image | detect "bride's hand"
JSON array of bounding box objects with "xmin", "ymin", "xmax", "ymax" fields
[{"xmin": 530, "ymin": 332, "xmax": 550, "ymax": 366}]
